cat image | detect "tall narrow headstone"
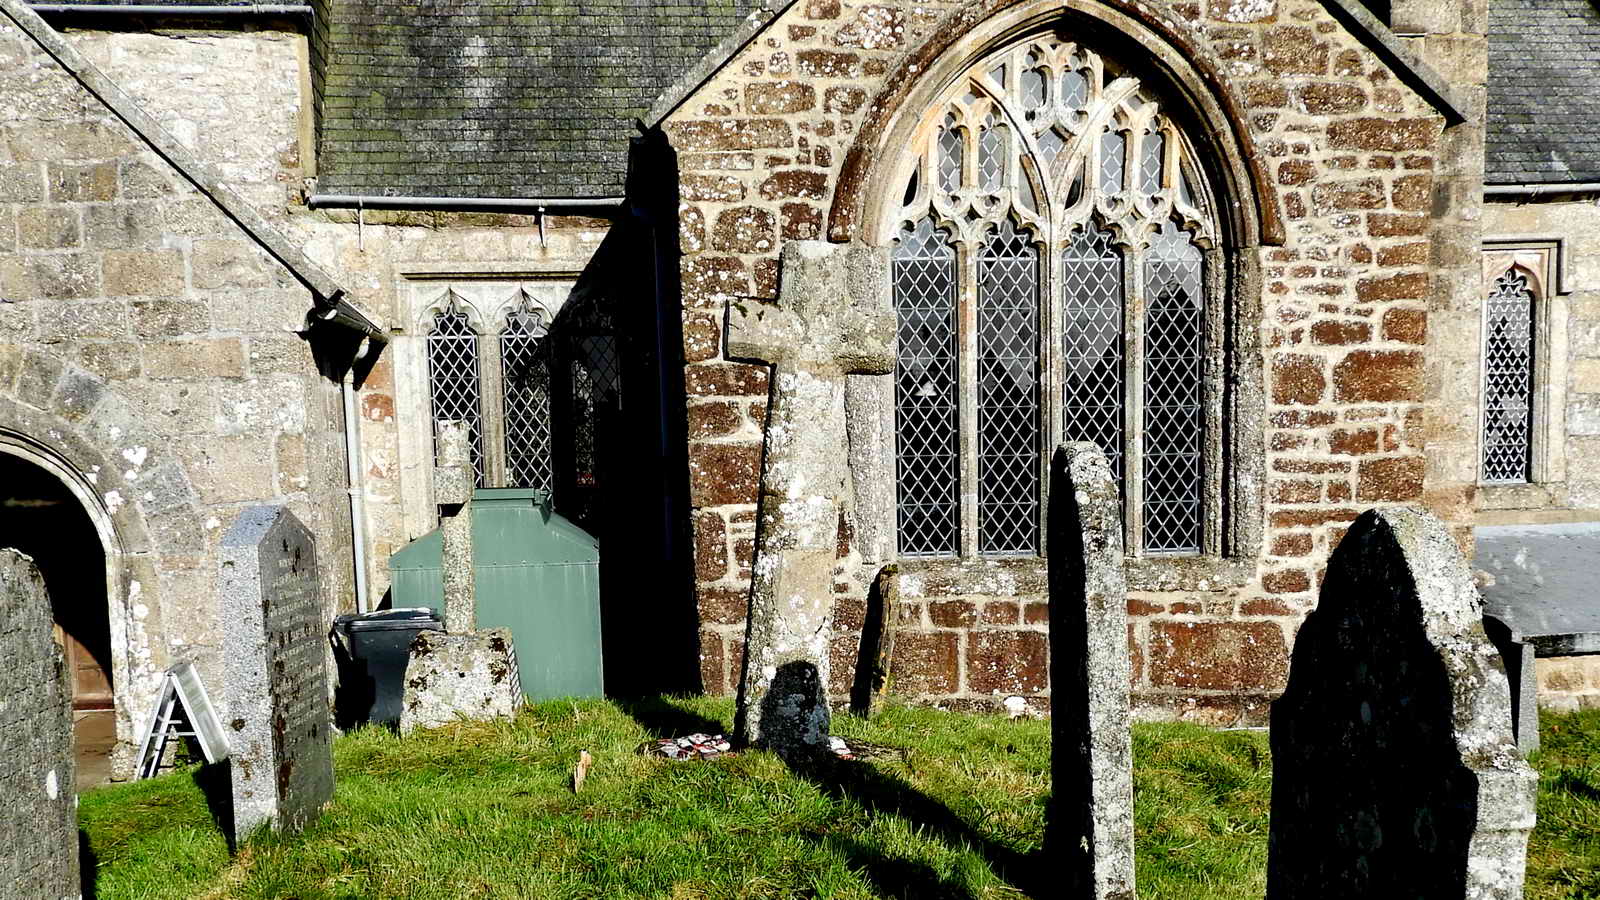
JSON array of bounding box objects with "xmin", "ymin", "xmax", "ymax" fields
[
  {"xmin": 728, "ymin": 240, "xmax": 895, "ymax": 759},
  {"xmin": 0, "ymin": 549, "xmax": 79, "ymax": 900},
  {"xmin": 435, "ymin": 420, "xmax": 476, "ymax": 632},
  {"xmin": 849, "ymin": 563, "xmax": 899, "ymax": 718},
  {"xmin": 1045, "ymin": 443, "xmax": 1136, "ymax": 900},
  {"xmin": 219, "ymin": 505, "xmax": 334, "ymax": 839},
  {"xmin": 1268, "ymin": 507, "xmax": 1537, "ymax": 900}
]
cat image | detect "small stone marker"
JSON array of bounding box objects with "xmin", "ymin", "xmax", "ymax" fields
[
  {"xmin": 0, "ymin": 549, "xmax": 79, "ymax": 900},
  {"xmin": 1268, "ymin": 507, "xmax": 1537, "ymax": 900},
  {"xmin": 399, "ymin": 628, "xmax": 521, "ymax": 734},
  {"xmin": 220, "ymin": 505, "xmax": 334, "ymax": 839},
  {"xmin": 727, "ymin": 240, "xmax": 895, "ymax": 759},
  {"xmin": 1044, "ymin": 443, "xmax": 1136, "ymax": 900},
  {"xmin": 435, "ymin": 420, "xmax": 476, "ymax": 632},
  {"xmin": 849, "ymin": 563, "xmax": 899, "ymax": 717}
]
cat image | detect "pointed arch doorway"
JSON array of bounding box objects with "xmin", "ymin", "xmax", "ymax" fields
[{"xmin": 0, "ymin": 448, "xmax": 120, "ymax": 788}]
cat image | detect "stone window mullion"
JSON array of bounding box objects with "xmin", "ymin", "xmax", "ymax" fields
[
  {"xmin": 1123, "ymin": 242, "xmax": 1146, "ymax": 554},
  {"xmin": 957, "ymin": 240, "xmax": 981, "ymax": 557},
  {"xmin": 479, "ymin": 332, "xmax": 509, "ymax": 488}
]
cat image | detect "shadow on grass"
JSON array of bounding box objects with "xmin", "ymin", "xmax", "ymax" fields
[
  {"xmin": 612, "ymin": 695, "xmax": 727, "ymax": 739},
  {"xmin": 78, "ymin": 829, "xmax": 97, "ymax": 900},
  {"xmin": 191, "ymin": 760, "xmax": 237, "ymax": 852},
  {"xmin": 822, "ymin": 834, "xmax": 975, "ymax": 900}
]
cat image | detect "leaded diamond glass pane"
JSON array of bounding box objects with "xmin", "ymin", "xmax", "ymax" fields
[
  {"xmin": 979, "ymin": 115, "xmax": 1005, "ymax": 192},
  {"xmin": 1100, "ymin": 129, "xmax": 1125, "ymax": 195},
  {"xmin": 894, "ymin": 217, "xmax": 959, "ymax": 557},
  {"xmin": 939, "ymin": 119, "xmax": 963, "ymax": 193},
  {"xmin": 1143, "ymin": 220, "xmax": 1204, "ymax": 553},
  {"xmin": 1062, "ymin": 69, "xmax": 1088, "ymax": 114},
  {"xmin": 1140, "ymin": 131, "xmax": 1164, "ymax": 196},
  {"xmin": 1061, "ymin": 221, "xmax": 1124, "ymax": 482},
  {"xmin": 978, "ymin": 219, "xmax": 1040, "ymax": 555},
  {"xmin": 500, "ymin": 305, "xmax": 554, "ymax": 492},
  {"xmin": 1022, "ymin": 59, "xmax": 1046, "ymax": 109},
  {"xmin": 427, "ymin": 306, "xmax": 485, "ymax": 486},
  {"xmin": 1482, "ymin": 270, "xmax": 1535, "ymax": 483}
]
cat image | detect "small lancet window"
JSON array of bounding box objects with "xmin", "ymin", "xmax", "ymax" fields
[
  {"xmin": 426, "ymin": 295, "xmax": 486, "ymax": 485},
  {"xmin": 1482, "ymin": 268, "xmax": 1537, "ymax": 483}
]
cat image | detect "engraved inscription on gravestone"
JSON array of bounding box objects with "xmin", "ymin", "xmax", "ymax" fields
[
  {"xmin": 0, "ymin": 548, "xmax": 79, "ymax": 900},
  {"xmin": 220, "ymin": 505, "xmax": 334, "ymax": 839}
]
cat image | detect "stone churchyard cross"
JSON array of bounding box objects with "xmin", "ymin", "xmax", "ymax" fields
[
  {"xmin": 1268, "ymin": 506, "xmax": 1537, "ymax": 900},
  {"xmin": 1046, "ymin": 443, "xmax": 1136, "ymax": 900},
  {"xmin": 434, "ymin": 419, "xmax": 476, "ymax": 632},
  {"xmin": 728, "ymin": 239, "xmax": 895, "ymax": 760}
]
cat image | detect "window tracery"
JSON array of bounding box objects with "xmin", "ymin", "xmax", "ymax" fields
[{"xmin": 888, "ymin": 35, "xmax": 1221, "ymax": 558}]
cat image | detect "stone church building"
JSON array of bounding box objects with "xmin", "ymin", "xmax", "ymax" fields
[{"xmin": 1, "ymin": 0, "xmax": 1594, "ymax": 778}]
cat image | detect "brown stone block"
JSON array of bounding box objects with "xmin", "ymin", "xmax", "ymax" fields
[
  {"xmin": 1277, "ymin": 159, "xmax": 1315, "ymax": 186},
  {"xmin": 1270, "ymin": 508, "xmax": 1360, "ymax": 529},
  {"xmin": 753, "ymin": 258, "xmax": 779, "ymax": 298},
  {"xmin": 1262, "ymin": 27, "xmax": 1328, "ymax": 75},
  {"xmin": 103, "ymin": 249, "xmax": 184, "ymax": 297},
  {"xmin": 1128, "ymin": 596, "xmax": 1164, "ymax": 616},
  {"xmin": 1366, "ymin": 213, "xmax": 1429, "ymax": 237},
  {"xmin": 967, "ymin": 630, "xmax": 1048, "ymax": 694},
  {"xmin": 1262, "ymin": 569, "xmax": 1311, "ymax": 594},
  {"xmin": 759, "ymin": 170, "xmax": 828, "ymax": 201},
  {"xmin": 47, "ymin": 162, "xmax": 116, "ymax": 202},
  {"xmin": 685, "ymin": 362, "xmax": 769, "ymax": 397},
  {"xmin": 667, "ymin": 119, "xmax": 794, "ymax": 152},
  {"xmin": 1328, "ymin": 427, "xmax": 1379, "ymax": 455},
  {"xmin": 833, "ymin": 5, "xmax": 904, "ymax": 50},
  {"xmin": 688, "ymin": 400, "xmax": 743, "ymax": 439},
  {"xmin": 1271, "ymin": 353, "xmax": 1327, "ymax": 405},
  {"xmin": 1295, "ymin": 83, "xmax": 1367, "ymax": 114},
  {"xmin": 688, "ymin": 441, "xmax": 761, "ymax": 506},
  {"xmin": 1381, "ymin": 307, "xmax": 1427, "ymax": 344},
  {"xmin": 1208, "ymin": 0, "xmax": 1275, "ymax": 21},
  {"xmin": 1391, "ymin": 174, "xmax": 1432, "ymax": 211},
  {"xmin": 142, "ymin": 338, "xmax": 244, "ymax": 378},
  {"xmin": 699, "ymin": 586, "xmax": 747, "ymax": 627},
  {"xmin": 17, "ymin": 206, "xmax": 79, "ymax": 249},
  {"xmin": 710, "ymin": 206, "xmax": 776, "ymax": 254},
  {"xmin": 681, "ymin": 255, "xmax": 749, "ymax": 304},
  {"xmin": 1149, "ymin": 621, "xmax": 1287, "ymax": 691},
  {"xmin": 1272, "ymin": 433, "xmax": 1307, "ymax": 451},
  {"xmin": 796, "ymin": 50, "xmax": 861, "ymax": 78},
  {"xmin": 1332, "ymin": 350, "xmax": 1422, "ymax": 403},
  {"xmin": 1270, "ymin": 410, "xmax": 1337, "ymax": 429},
  {"xmin": 1247, "ymin": 81, "xmax": 1289, "ymax": 108},
  {"xmin": 780, "ymin": 203, "xmax": 822, "ymax": 241},
  {"xmin": 1328, "ymin": 118, "xmax": 1444, "ymax": 152},
  {"xmin": 699, "ymin": 631, "xmax": 726, "ymax": 694},
  {"xmin": 683, "ymin": 311, "xmax": 720, "ymax": 363},
  {"xmin": 1023, "ymin": 600, "xmax": 1049, "ymax": 625},
  {"xmin": 1283, "ymin": 192, "xmax": 1306, "ymax": 220},
  {"xmin": 1271, "ymin": 533, "xmax": 1314, "ymax": 557},
  {"xmin": 693, "ymin": 510, "xmax": 729, "ymax": 581},
  {"xmin": 891, "ymin": 630, "xmax": 959, "ymax": 695},
  {"xmin": 980, "ymin": 600, "xmax": 1020, "ymax": 626},
  {"xmin": 1130, "ymin": 623, "xmax": 1144, "ymax": 686},
  {"xmin": 1273, "ymin": 459, "xmax": 1349, "ymax": 475},
  {"xmin": 1356, "ymin": 455, "xmax": 1425, "ymax": 501},
  {"xmin": 1355, "ymin": 272, "xmax": 1428, "ymax": 303},
  {"xmin": 1376, "ymin": 242, "xmax": 1429, "ymax": 267},
  {"xmin": 1312, "ymin": 178, "xmax": 1385, "ymax": 212},
  {"xmin": 1239, "ymin": 596, "xmax": 1296, "ymax": 616},
  {"xmin": 680, "ymin": 174, "xmax": 746, "ymax": 203},
  {"xmin": 745, "ymin": 82, "xmax": 816, "ymax": 116},
  {"xmin": 804, "ymin": 0, "xmax": 840, "ymax": 18},
  {"xmin": 1309, "ymin": 319, "xmax": 1372, "ymax": 345},
  {"xmin": 823, "ymin": 87, "xmax": 866, "ymax": 114},
  {"xmin": 1272, "ymin": 479, "xmax": 1322, "ymax": 504},
  {"xmin": 928, "ymin": 599, "xmax": 977, "ymax": 628}
]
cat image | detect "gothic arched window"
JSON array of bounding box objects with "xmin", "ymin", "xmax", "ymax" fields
[
  {"xmin": 1481, "ymin": 267, "xmax": 1536, "ymax": 483},
  {"xmin": 890, "ymin": 36, "xmax": 1222, "ymax": 558}
]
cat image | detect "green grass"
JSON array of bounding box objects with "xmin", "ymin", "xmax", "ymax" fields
[{"xmin": 76, "ymin": 699, "xmax": 1598, "ymax": 899}]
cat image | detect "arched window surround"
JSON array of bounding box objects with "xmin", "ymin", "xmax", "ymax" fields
[
  {"xmin": 1478, "ymin": 242, "xmax": 1569, "ymax": 495},
  {"xmin": 841, "ymin": 11, "xmax": 1267, "ymax": 590}
]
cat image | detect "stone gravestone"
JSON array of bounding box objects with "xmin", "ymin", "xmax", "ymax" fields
[
  {"xmin": 728, "ymin": 239, "xmax": 895, "ymax": 760},
  {"xmin": 220, "ymin": 505, "xmax": 334, "ymax": 839},
  {"xmin": 435, "ymin": 419, "xmax": 476, "ymax": 632},
  {"xmin": 0, "ymin": 549, "xmax": 79, "ymax": 900},
  {"xmin": 1268, "ymin": 507, "xmax": 1537, "ymax": 900},
  {"xmin": 1044, "ymin": 443, "xmax": 1136, "ymax": 900},
  {"xmin": 399, "ymin": 628, "xmax": 522, "ymax": 734}
]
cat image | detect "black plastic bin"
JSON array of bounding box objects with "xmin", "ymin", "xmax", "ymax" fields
[{"xmin": 332, "ymin": 608, "xmax": 444, "ymax": 727}]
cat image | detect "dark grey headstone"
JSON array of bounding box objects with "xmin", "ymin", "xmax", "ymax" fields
[
  {"xmin": 0, "ymin": 549, "xmax": 79, "ymax": 900},
  {"xmin": 1045, "ymin": 443, "xmax": 1136, "ymax": 900},
  {"xmin": 1269, "ymin": 508, "xmax": 1536, "ymax": 900},
  {"xmin": 220, "ymin": 505, "xmax": 333, "ymax": 838}
]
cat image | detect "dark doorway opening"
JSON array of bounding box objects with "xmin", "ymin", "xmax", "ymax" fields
[{"xmin": 0, "ymin": 453, "xmax": 115, "ymax": 788}]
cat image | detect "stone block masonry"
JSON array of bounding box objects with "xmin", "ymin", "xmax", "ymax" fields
[
  {"xmin": 669, "ymin": 0, "xmax": 1475, "ymax": 718},
  {"xmin": 0, "ymin": 549, "xmax": 79, "ymax": 900}
]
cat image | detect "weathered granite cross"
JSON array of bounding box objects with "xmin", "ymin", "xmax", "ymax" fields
[
  {"xmin": 727, "ymin": 240, "xmax": 895, "ymax": 760},
  {"xmin": 435, "ymin": 420, "xmax": 476, "ymax": 632}
]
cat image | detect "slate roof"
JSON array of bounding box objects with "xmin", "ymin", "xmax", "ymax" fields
[
  {"xmin": 1476, "ymin": 523, "xmax": 1600, "ymax": 654},
  {"xmin": 1488, "ymin": 0, "xmax": 1600, "ymax": 185},
  {"xmin": 316, "ymin": 0, "xmax": 767, "ymax": 200}
]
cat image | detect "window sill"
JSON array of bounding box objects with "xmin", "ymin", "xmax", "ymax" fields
[
  {"xmin": 893, "ymin": 553, "xmax": 1250, "ymax": 595},
  {"xmin": 1479, "ymin": 482, "xmax": 1558, "ymax": 511}
]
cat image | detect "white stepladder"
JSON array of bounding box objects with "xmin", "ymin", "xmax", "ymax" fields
[{"xmin": 133, "ymin": 660, "xmax": 230, "ymax": 780}]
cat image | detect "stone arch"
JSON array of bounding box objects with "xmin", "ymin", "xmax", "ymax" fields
[
  {"xmin": 827, "ymin": 0, "xmax": 1284, "ymax": 250},
  {"xmin": 0, "ymin": 353, "xmax": 206, "ymax": 778}
]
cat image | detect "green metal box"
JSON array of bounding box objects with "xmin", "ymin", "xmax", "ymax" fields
[{"xmin": 387, "ymin": 488, "xmax": 604, "ymax": 700}]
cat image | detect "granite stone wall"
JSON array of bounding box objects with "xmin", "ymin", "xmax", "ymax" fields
[{"xmin": 665, "ymin": 0, "xmax": 1485, "ymax": 720}]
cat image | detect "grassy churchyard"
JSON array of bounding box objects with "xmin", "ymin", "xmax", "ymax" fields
[{"xmin": 80, "ymin": 698, "xmax": 1600, "ymax": 900}]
